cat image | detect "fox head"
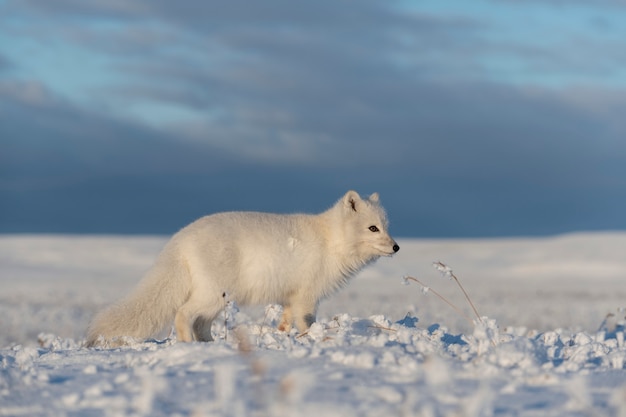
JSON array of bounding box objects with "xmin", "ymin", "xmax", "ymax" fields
[{"xmin": 337, "ymin": 190, "xmax": 400, "ymax": 261}]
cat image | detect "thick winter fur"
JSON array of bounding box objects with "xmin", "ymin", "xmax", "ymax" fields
[{"xmin": 86, "ymin": 190, "xmax": 399, "ymax": 347}]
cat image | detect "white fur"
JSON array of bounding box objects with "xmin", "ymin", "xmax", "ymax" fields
[{"xmin": 86, "ymin": 190, "xmax": 399, "ymax": 347}]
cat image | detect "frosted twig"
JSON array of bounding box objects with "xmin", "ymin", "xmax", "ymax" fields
[
  {"xmin": 433, "ymin": 262, "xmax": 483, "ymax": 325},
  {"xmin": 597, "ymin": 312, "xmax": 616, "ymax": 333},
  {"xmin": 403, "ymin": 275, "xmax": 473, "ymax": 325},
  {"xmin": 222, "ymin": 292, "xmax": 234, "ymax": 342}
]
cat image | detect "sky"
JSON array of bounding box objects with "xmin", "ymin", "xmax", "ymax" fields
[{"xmin": 1, "ymin": 0, "xmax": 626, "ymax": 237}]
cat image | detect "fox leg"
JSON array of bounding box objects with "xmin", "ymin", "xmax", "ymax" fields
[
  {"xmin": 192, "ymin": 316, "xmax": 214, "ymax": 342},
  {"xmin": 175, "ymin": 296, "xmax": 222, "ymax": 342},
  {"xmin": 174, "ymin": 306, "xmax": 194, "ymax": 342},
  {"xmin": 291, "ymin": 296, "xmax": 318, "ymax": 333},
  {"xmin": 278, "ymin": 305, "xmax": 293, "ymax": 332}
]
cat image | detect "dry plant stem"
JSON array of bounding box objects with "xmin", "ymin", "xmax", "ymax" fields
[
  {"xmin": 435, "ymin": 262, "xmax": 496, "ymax": 346},
  {"xmin": 259, "ymin": 306, "xmax": 274, "ymax": 340},
  {"xmin": 404, "ymin": 276, "xmax": 473, "ymax": 325},
  {"xmin": 222, "ymin": 292, "xmax": 228, "ymax": 342},
  {"xmin": 451, "ymin": 273, "xmax": 483, "ymax": 325},
  {"xmin": 433, "ymin": 261, "xmax": 484, "ymax": 326},
  {"xmin": 597, "ymin": 313, "xmax": 615, "ymax": 333}
]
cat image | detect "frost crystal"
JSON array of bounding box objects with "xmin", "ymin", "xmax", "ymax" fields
[
  {"xmin": 421, "ymin": 286, "xmax": 430, "ymax": 295},
  {"xmin": 401, "ymin": 275, "xmax": 411, "ymax": 286},
  {"xmin": 433, "ymin": 261, "xmax": 453, "ymax": 279},
  {"xmin": 222, "ymin": 294, "xmax": 240, "ymax": 329}
]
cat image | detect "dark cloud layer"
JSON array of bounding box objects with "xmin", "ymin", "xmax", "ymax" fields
[{"xmin": 1, "ymin": 0, "xmax": 626, "ymax": 237}]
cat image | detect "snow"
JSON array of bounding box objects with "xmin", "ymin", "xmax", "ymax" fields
[{"xmin": 2, "ymin": 233, "xmax": 626, "ymax": 416}]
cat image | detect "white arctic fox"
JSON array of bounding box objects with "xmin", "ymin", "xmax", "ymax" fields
[{"xmin": 86, "ymin": 190, "xmax": 399, "ymax": 347}]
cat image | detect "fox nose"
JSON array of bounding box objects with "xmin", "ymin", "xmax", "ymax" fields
[{"xmin": 392, "ymin": 243, "xmax": 400, "ymax": 253}]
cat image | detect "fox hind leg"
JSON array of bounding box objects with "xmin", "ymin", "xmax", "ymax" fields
[
  {"xmin": 193, "ymin": 316, "xmax": 214, "ymax": 342},
  {"xmin": 175, "ymin": 296, "xmax": 222, "ymax": 342},
  {"xmin": 174, "ymin": 306, "xmax": 194, "ymax": 342}
]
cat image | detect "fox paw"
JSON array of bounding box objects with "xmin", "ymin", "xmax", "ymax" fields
[{"xmin": 277, "ymin": 321, "xmax": 292, "ymax": 332}]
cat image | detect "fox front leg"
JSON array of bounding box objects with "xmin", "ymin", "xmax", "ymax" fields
[
  {"xmin": 296, "ymin": 312, "xmax": 316, "ymax": 333},
  {"xmin": 291, "ymin": 298, "xmax": 318, "ymax": 333},
  {"xmin": 278, "ymin": 305, "xmax": 293, "ymax": 332}
]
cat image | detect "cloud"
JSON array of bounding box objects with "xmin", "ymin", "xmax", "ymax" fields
[
  {"xmin": 0, "ymin": 53, "xmax": 13, "ymax": 73},
  {"xmin": 1, "ymin": 0, "xmax": 626, "ymax": 236},
  {"xmin": 3, "ymin": 72, "xmax": 624, "ymax": 236},
  {"xmin": 0, "ymin": 84, "xmax": 235, "ymax": 178}
]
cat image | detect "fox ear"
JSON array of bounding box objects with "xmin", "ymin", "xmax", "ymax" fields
[
  {"xmin": 369, "ymin": 192, "xmax": 379, "ymax": 203},
  {"xmin": 343, "ymin": 190, "xmax": 361, "ymax": 213}
]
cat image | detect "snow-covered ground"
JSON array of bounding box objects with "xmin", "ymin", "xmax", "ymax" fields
[{"xmin": 2, "ymin": 233, "xmax": 626, "ymax": 416}]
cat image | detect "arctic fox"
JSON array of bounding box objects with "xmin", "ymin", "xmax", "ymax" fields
[{"xmin": 86, "ymin": 190, "xmax": 399, "ymax": 347}]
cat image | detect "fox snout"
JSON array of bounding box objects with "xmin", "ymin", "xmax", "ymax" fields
[{"xmin": 379, "ymin": 239, "xmax": 400, "ymax": 256}]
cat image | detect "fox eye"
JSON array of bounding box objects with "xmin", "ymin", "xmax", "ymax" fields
[{"xmin": 369, "ymin": 225, "xmax": 380, "ymax": 232}]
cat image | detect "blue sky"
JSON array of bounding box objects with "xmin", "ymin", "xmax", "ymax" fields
[{"xmin": 1, "ymin": 0, "xmax": 626, "ymax": 237}]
